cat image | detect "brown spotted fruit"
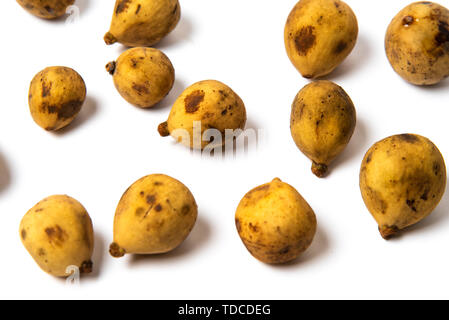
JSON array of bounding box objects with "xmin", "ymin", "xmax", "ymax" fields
[
  {"xmin": 158, "ymin": 80, "xmax": 247, "ymax": 150},
  {"xmin": 290, "ymin": 80, "xmax": 356, "ymax": 178},
  {"xmin": 104, "ymin": 0, "xmax": 181, "ymax": 47},
  {"xmin": 106, "ymin": 47, "xmax": 175, "ymax": 108},
  {"xmin": 360, "ymin": 134, "xmax": 447, "ymax": 240},
  {"xmin": 110, "ymin": 174, "xmax": 198, "ymax": 257},
  {"xmin": 284, "ymin": 0, "xmax": 358, "ymax": 79},
  {"xmin": 20, "ymin": 195, "xmax": 94, "ymax": 277},
  {"xmin": 385, "ymin": 2, "xmax": 449, "ymax": 85},
  {"xmin": 28, "ymin": 66, "xmax": 86, "ymax": 131},
  {"xmin": 17, "ymin": 0, "xmax": 74, "ymax": 19},
  {"xmin": 235, "ymin": 178, "xmax": 317, "ymax": 264}
]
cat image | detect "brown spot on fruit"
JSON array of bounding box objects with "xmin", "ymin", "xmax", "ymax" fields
[
  {"xmin": 181, "ymin": 205, "xmax": 190, "ymax": 215},
  {"xmin": 279, "ymin": 246, "xmax": 290, "ymax": 255},
  {"xmin": 402, "ymin": 15, "xmax": 414, "ymax": 26},
  {"xmin": 185, "ymin": 90, "xmax": 205, "ymax": 113},
  {"xmin": 135, "ymin": 4, "xmax": 141, "ymax": 15},
  {"xmin": 235, "ymin": 218, "xmax": 242, "ymax": 232},
  {"xmin": 155, "ymin": 204, "xmax": 162, "ymax": 212},
  {"xmin": 334, "ymin": 41, "xmax": 347, "ymax": 54},
  {"xmin": 132, "ymin": 84, "xmax": 150, "ymax": 95},
  {"xmin": 295, "ymin": 26, "xmax": 316, "ymax": 56},
  {"xmin": 21, "ymin": 229, "xmax": 26, "ymax": 240},
  {"xmin": 42, "ymin": 81, "xmax": 52, "ymax": 97},
  {"xmin": 146, "ymin": 195, "xmax": 156, "ymax": 205},
  {"xmin": 115, "ymin": 0, "xmax": 132, "ymax": 14},
  {"xmin": 406, "ymin": 199, "xmax": 418, "ymax": 212},
  {"xmin": 435, "ymin": 20, "xmax": 449, "ymax": 46},
  {"xmin": 398, "ymin": 134, "xmax": 418, "ymax": 143},
  {"xmin": 135, "ymin": 207, "xmax": 145, "ymax": 216},
  {"xmin": 249, "ymin": 223, "xmax": 259, "ymax": 232},
  {"xmin": 38, "ymin": 248, "xmax": 46, "ymax": 256},
  {"xmin": 45, "ymin": 225, "xmax": 68, "ymax": 246}
]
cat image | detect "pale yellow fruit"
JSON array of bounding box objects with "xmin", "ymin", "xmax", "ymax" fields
[
  {"xmin": 110, "ymin": 174, "xmax": 198, "ymax": 257},
  {"xmin": 385, "ymin": 2, "xmax": 449, "ymax": 85},
  {"xmin": 17, "ymin": 0, "xmax": 74, "ymax": 19},
  {"xmin": 20, "ymin": 195, "xmax": 94, "ymax": 277},
  {"xmin": 285, "ymin": 0, "xmax": 358, "ymax": 78},
  {"xmin": 158, "ymin": 80, "xmax": 247, "ymax": 150},
  {"xmin": 106, "ymin": 47, "xmax": 175, "ymax": 108},
  {"xmin": 360, "ymin": 134, "xmax": 447, "ymax": 239},
  {"xmin": 235, "ymin": 178, "xmax": 317, "ymax": 264},
  {"xmin": 290, "ymin": 80, "xmax": 356, "ymax": 177},
  {"xmin": 104, "ymin": 0, "xmax": 181, "ymax": 47},
  {"xmin": 28, "ymin": 66, "xmax": 86, "ymax": 131}
]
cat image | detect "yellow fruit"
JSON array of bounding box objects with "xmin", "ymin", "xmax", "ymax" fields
[
  {"xmin": 235, "ymin": 178, "xmax": 317, "ymax": 264},
  {"xmin": 110, "ymin": 174, "xmax": 198, "ymax": 257},
  {"xmin": 285, "ymin": 0, "xmax": 358, "ymax": 78},
  {"xmin": 104, "ymin": 0, "xmax": 181, "ymax": 47},
  {"xmin": 17, "ymin": 0, "xmax": 74, "ymax": 19},
  {"xmin": 20, "ymin": 195, "xmax": 94, "ymax": 277},
  {"xmin": 158, "ymin": 80, "xmax": 247, "ymax": 150},
  {"xmin": 385, "ymin": 1, "xmax": 449, "ymax": 85},
  {"xmin": 290, "ymin": 80, "xmax": 356, "ymax": 177},
  {"xmin": 360, "ymin": 134, "xmax": 447, "ymax": 239},
  {"xmin": 28, "ymin": 66, "xmax": 86, "ymax": 131},
  {"xmin": 106, "ymin": 47, "xmax": 175, "ymax": 108}
]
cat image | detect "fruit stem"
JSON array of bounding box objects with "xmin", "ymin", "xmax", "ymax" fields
[
  {"xmin": 106, "ymin": 61, "xmax": 116, "ymax": 75},
  {"xmin": 104, "ymin": 32, "xmax": 117, "ymax": 45},
  {"xmin": 79, "ymin": 260, "xmax": 93, "ymax": 274},
  {"xmin": 311, "ymin": 162, "xmax": 328, "ymax": 178},
  {"xmin": 158, "ymin": 122, "xmax": 170, "ymax": 137},
  {"xmin": 109, "ymin": 242, "xmax": 126, "ymax": 258},
  {"xmin": 379, "ymin": 225, "xmax": 400, "ymax": 240}
]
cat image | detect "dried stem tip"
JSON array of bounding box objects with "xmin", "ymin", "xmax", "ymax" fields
[
  {"xmin": 104, "ymin": 32, "xmax": 117, "ymax": 45},
  {"xmin": 109, "ymin": 242, "xmax": 126, "ymax": 258},
  {"xmin": 106, "ymin": 61, "xmax": 116, "ymax": 75},
  {"xmin": 311, "ymin": 162, "xmax": 328, "ymax": 178},
  {"xmin": 158, "ymin": 122, "xmax": 170, "ymax": 137}
]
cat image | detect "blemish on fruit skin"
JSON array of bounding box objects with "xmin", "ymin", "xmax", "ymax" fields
[
  {"xmin": 402, "ymin": 16, "xmax": 414, "ymax": 26},
  {"xmin": 21, "ymin": 229, "xmax": 27, "ymax": 240},
  {"xmin": 295, "ymin": 26, "xmax": 316, "ymax": 56},
  {"xmin": 398, "ymin": 134, "xmax": 419, "ymax": 143},
  {"xmin": 185, "ymin": 90, "xmax": 205, "ymax": 113},
  {"xmin": 116, "ymin": 0, "xmax": 132, "ymax": 15}
]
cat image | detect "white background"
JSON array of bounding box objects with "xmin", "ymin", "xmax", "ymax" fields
[{"xmin": 1, "ymin": 0, "xmax": 449, "ymax": 300}]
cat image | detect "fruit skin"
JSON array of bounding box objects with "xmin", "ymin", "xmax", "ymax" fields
[
  {"xmin": 104, "ymin": 0, "xmax": 181, "ymax": 47},
  {"xmin": 110, "ymin": 174, "xmax": 198, "ymax": 257},
  {"xmin": 360, "ymin": 134, "xmax": 447, "ymax": 240},
  {"xmin": 106, "ymin": 47, "xmax": 175, "ymax": 108},
  {"xmin": 385, "ymin": 2, "xmax": 449, "ymax": 85},
  {"xmin": 17, "ymin": 0, "xmax": 74, "ymax": 19},
  {"xmin": 158, "ymin": 80, "xmax": 247, "ymax": 150},
  {"xmin": 290, "ymin": 80, "xmax": 356, "ymax": 178},
  {"xmin": 235, "ymin": 178, "xmax": 317, "ymax": 264},
  {"xmin": 284, "ymin": 0, "xmax": 358, "ymax": 79},
  {"xmin": 20, "ymin": 195, "xmax": 94, "ymax": 277},
  {"xmin": 28, "ymin": 66, "xmax": 86, "ymax": 131}
]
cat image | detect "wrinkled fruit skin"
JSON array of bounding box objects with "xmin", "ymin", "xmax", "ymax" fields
[
  {"xmin": 360, "ymin": 134, "xmax": 447, "ymax": 239},
  {"xmin": 285, "ymin": 0, "xmax": 358, "ymax": 79},
  {"xmin": 235, "ymin": 178, "xmax": 317, "ymax": 264},
  {"xmin": 158, "ymin": 80, "xmax": 247, "ymax": 150},
  {"xmin": 17, "ymin": 0, "xmax": 74, "ymax": 19},
  {"xmin": 106, "ymin": 47, "xmax": 175, "ymax": 108},
  {"xmin": 290, "ymin": 80, "xmax": 356, "ymax": 178},
  {"xmin": 110, "ymin": 174, "xmax": 198, "ymax": 257},
  {"xmin": 28, "ymin": 66, "xmax": 86, "ymax": 131},
  {"xmin": 385, "ymin": 2, "xmax": 449, "ymax": 85},
  {"xmin": 105, "ymin": 0, "xmax": 181, "ymax": 47},
  {"xmin": 20, "ymin": 195, "xmax": 94, "ymax": 277}
]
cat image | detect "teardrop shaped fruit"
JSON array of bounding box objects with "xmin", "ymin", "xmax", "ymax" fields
[
  {"xmin": 385, "ymin": 1, "xmax": 449, "ymax": 85},
  {"xmin": 235, "ymin": 178, "xmax": 317, "ymax": 264},
  {"xmin": 104, "ymin": 0, "xmax": 181, "ymax": 47},
  {"xmin": 360, "ymin": 134, "xmax": 447, "ymax": 239},
  {"xmin": 290, "ymin": 80, "xmax": 356, "ymax": 178},
  {"xmin": 158, "ymin": 80, "xmax": 247, "ymax": 150},
  {"xmin": 20, "ymin": 195, "xmax": 94, "ymax": 277},
  {"xmin": 106, "ymin": 47, "xmax": 175, "ymax": 108},
  {"xmin": 110, "ymin": 174, "xmax": 198, "ymax": 258},
  {"xmin": 28, "ymin": 66, "xmax": 86, "ymax": 131},
  {"xmin": 17, "ymin": 0, "xmax": 74, "ymax": 19},
  {"xmin": 284, "ymin": 0, "xmax": 358, "ymax": 79}
]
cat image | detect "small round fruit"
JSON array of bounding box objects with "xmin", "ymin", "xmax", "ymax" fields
[
  {"xmin": 110, "ymin": 174, "xmax": 198, "ymax": 257},
  {"xmin": 20, "ymin": 195, "xmax": 94, "ymax": 277},
  {"xmin": 360, "ymin": 134, "xmax": 447, "ymax": 239},
  {"xmin": 104, "ymin": 0, "xmax": 181, "ymax": 47},
  {"xmin": 285, "ymin": 0, "xmax": 358, "ymax": 79},
  {"xmin": 385, "ymin": 2, "xmax": 449, "ymax": 85},
  {"xmin": 235, "ymin": 178, "xmax": 317, "ymax": 264},
  {"xmin": 290, "ymin": 80, "xmax": 356, "ymax": 177},
  {"xmin": 17, "ymin": 0, "xmax": 74, "ymax": 19},
  {"xmin": 106, "ymin": 47, "xmax": 175, "ymax": 108},
  {"xmin": 158, "ymin": 80, "xmax": 247, "ymax": 149},
  {"xmin": 28, "ymin": 66, "xmax": 86, "ymax": 131}
]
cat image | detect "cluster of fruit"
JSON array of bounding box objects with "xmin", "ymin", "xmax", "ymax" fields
[{"xmin": 15, "ymin": 0, "xmax": 449, "ymax": 277}]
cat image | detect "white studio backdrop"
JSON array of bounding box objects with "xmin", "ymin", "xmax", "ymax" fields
[{"xmin": 0, "ymin": 0, "xmax": 448, "ymax": 299}]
